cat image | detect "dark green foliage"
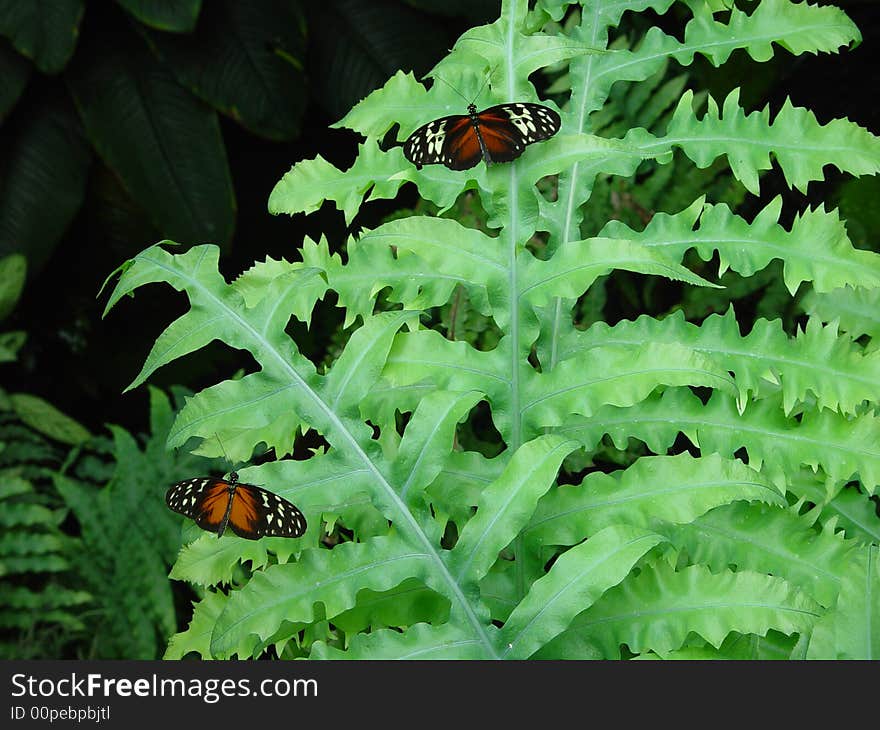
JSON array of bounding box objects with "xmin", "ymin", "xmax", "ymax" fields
[
  {"xmin": 0, "ymin": 469, "xmax": 87, "ymax": 659},
  {"xmin": 0, "ymin": 38, "xmax": 30, "ymax": 121},
  {"xmin": 0, "ymin": 383, "xmax": 220, "ymax": 659},
  {"xmin": 114, "ymin": 0, "xmax": 202, "ymax": 32},
  {"xmin": 141, "ymin": 0, "xmax": 308, "ymax": 140},
  {"xmin": 66, "ymin": 29, "xmax": 236, "ymax": 251},
  {"xmin": 0, "ymin": 388, "xmax": 89, "ymax": 658},
  {"xmin": 0, "ymin": 0, "xmax": 473, "ymax": 278},
  {"xmin": 0, "ymin": 92, "xmax": 90, "ymax": 272},
  {"xmin": 0, "ymin": 0, "xmax": 84, "ymax": 73}
]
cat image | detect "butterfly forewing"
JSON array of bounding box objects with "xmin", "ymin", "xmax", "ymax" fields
[
  {"xmin": 403, "ymin": 102, "xmax": 560, "ymax": 171},
  {"xmin": 403, "ymin": 114, "xmax": 469, "ymax": 169},
  {"xmin": 487, "ymin": 103, "xmax": 561, "ymax": 145},
  {"xmin": 165, "ymin": 477, "xmax": 217, "ymax": 520},
  {"xmin": 165, "ymin": 475, "xmax": 306, "ymax": 540}
]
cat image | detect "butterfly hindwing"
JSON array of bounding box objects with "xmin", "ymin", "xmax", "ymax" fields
[
  {"xmin": 227, "ymin": 482, "xmax": 307, "ymax": 540},
  {"xmin": 403, "ymin": 101, "xmax": 560, "ymax": 171}
]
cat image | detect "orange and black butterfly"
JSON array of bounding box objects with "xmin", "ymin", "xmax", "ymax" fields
[
  {"xmin": 166, "ymin": 471, "xmax": 306, "ymax": 540},
  {"xmin": 403, "ymin": 102, "xmax": 561, "ymax": 171}
]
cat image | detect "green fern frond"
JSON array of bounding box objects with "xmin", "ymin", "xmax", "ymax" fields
[
  {"xmin": 164, "ymin": 591, "xmax": 227, "ymax": 660},
  {"xmin": 497, "ymin": 525, "xmax": 663, "ymax": 659},
  {"xmin": 600, "ymin": 197, "xmax": 880, "ymax": 295},
  {"xmin": 806, "ymin": 545, "xmax": 880, "ymax": 659},
  {"xmin": 802, "ymin": 286, "xmax": 880, "ymax": 343},
  {"xmin": 567, "ymin": 389, "xmax": 880, "ymax": 492},
  {"xmin": 562, "ymin": 309, "xmax": 880, "ymax": 415},
  {"xmin": 539, "ymin": 562, "xmax": 822, "ymax": 659},
  {"xmin": 526, "ymin": 452, "xmax": 784, "ymax": 547},
  {"xmin": 664, "ymin": 501, "xmax": 855, "ymax": 607}
]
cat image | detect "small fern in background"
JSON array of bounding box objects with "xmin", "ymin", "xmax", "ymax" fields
[
  {"xmin": 0, "ymin": 253, "xmax": 91, "ymax": 658},
  {"xmin": 0, "ymin": 468, "xmax": 89, "ymax": 659},
  {"xmin": 107, "ymin": 0, "xmax": 880, "ymax": 659}
]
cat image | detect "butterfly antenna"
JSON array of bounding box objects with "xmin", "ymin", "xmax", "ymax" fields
[
  {"xmin": 431, "ymin": 74, "xmax": 471, "ymax": 105},
  {"xmin": 473, "ymin": 64, "xmax": 499, "ymax": 104},
  {"xmin": 214, "ymin": 433, "xmax": 233, "ymax": 469}
]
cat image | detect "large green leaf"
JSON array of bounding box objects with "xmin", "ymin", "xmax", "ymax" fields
[
  {"xmin": 447, "ymin": 435, "xmax": 577, "ymax": 588},
  {"xmin": 67, "ymin": 26, "xmax": 235, "ymax": 248},
  {"xmin": 0, "ymin": 92, "xmax": 90, "ymax": 273},
  {"xmin": 209, "ymin": 537, "xmax": 434, "ymax": 658},
  {"xmin": 561, "ymin": 308, "xmax": 880, "ymax": 416},
  {"xmin": 807, "ymin": 546, "xmax": 880, "ymax": 659},
  {"xmin": 802, "ymin": 286, "xmax": 880, "ymax": 343},
  {"xmin": 164, "ymin": 591, "xmax": 225, "ymax": 659},
  {"xmin": 569, "ymin": 389, "xmax": 880, "ymax": 494},
  {"xmin": 143, "ymin": 0, "xmax": 307, "ymax": 140},
  {"xmin": 311, "ymin": 621, "xmax": 490, "ymax": 660},
  {"xmin": 663, "ymin": 89, "xmax": 880, "ymax": 196},
  {"xmin": 0, "ymin": 0, "xmax": 84, "ymax": 73},
  {"xmin": 114, "ymin": 0, "xmax": 201, "ymax": 32},
  {"xmin": 599, "ymin": 196, "xmax": 880, "ymax": 296}
]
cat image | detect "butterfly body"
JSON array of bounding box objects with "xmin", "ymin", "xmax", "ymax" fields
[
  {"xmin": 166, "ymin": 471, "xmax": 306, "ymax": 540},
  {"xmin": 404, "ymin": 102, "xmax": 561, "ymax": 171}
]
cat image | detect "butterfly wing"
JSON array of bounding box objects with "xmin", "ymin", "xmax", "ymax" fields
[
  {"xmin": 226, "ymin": 482, "xmax": 307, "ymax": 540},
  {"xmin": 403, "ymin": 103, "xmax": 560, "ymax": 170},
  {"xmin": 165, "ymin": 477, "xmax": 232, "ymax": 534},
  {"xmin": 477, "ymin": 103, "xmax": 561, "ymax": 164},
  {"xmin": 403, "ymin": 113, "xmax": 482, "ymax": 170}
]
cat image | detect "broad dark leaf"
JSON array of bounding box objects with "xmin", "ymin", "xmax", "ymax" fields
[
  {"xmin": 67, "ymin": 26, "xmax": 235, "ymax": 249},
  {"xmin": 308, "ymin": 0, "xmax": 452, "ymax": 122},
  {"xmin": 0, "ymin": 0, "xmax": 84, "ymax": 73},
  {"xmin": 403, "ymin": 0, "xmax": 499, "ymax": 22},
  {"xmin": 114, "ymin": 0, "xmax": 201, "ymax": 33},
  {"xmin": 86, "ymin": 161, "xmax": 161, "ymax": 261},
  {"xmin": 143, "ymin": 0, "xmax": 307, "ymax": 140},
  {"xmin": 0, "ymin": 37, "xmax": 30, "ymax": 121},
  {"xmin": 0, "ymin": 90, "xmax": 90, "ymax": 274}
]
